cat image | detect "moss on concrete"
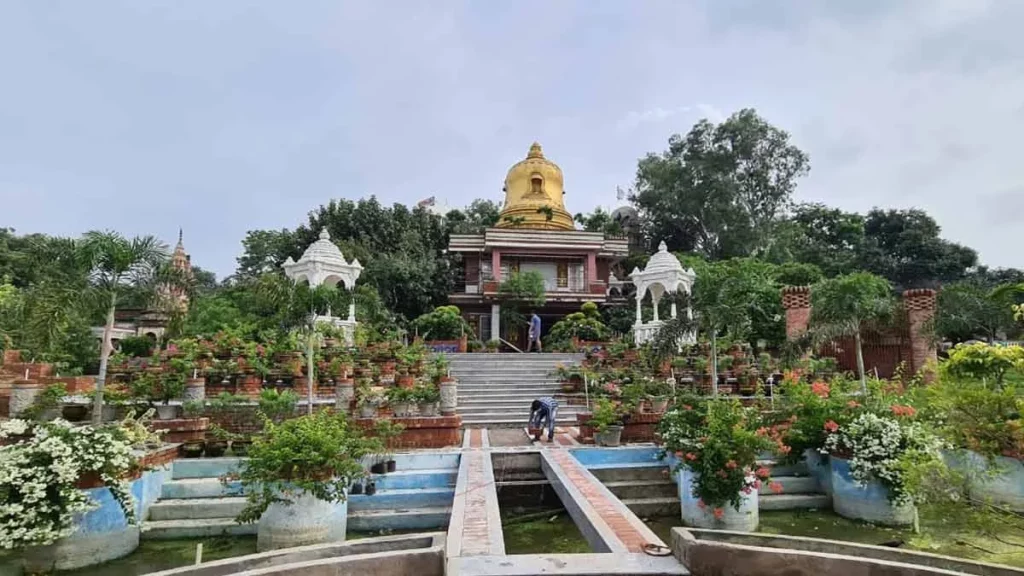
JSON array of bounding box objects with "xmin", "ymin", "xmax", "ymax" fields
[
  {"xmin": 645, "ymin": 505, "xmax": 1024, "ymax": 569},
  {"xmin": 59, "ymin": 536, "xmax": 257, "ymax": 575}
]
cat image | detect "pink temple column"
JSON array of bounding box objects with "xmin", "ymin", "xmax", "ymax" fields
[
  {"xmin": 587, "ymin": 252, "xmax": 597, "ymax": 283},
  {"xmin": 491, "ymin": 250, "xmax": 502, "ymax": 282},
  {"xmin": 903, "ymin": 288, "xmax": 938, "ymax": 383}
]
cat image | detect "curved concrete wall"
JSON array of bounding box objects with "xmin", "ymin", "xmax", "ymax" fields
[
  {"xmin": 831, "ymin": 457, "xmax": 915, "ymax": 526},
  {"xmin": 146, "ymin": 532, "xmax": 446, "ymax": 576},
  {"xmin": 672, "ymin": 528, "xmax": 1024, "ymax": 576}
]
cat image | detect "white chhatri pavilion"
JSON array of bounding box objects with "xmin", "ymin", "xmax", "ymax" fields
[
  {"xmin": 283, "ymin": 229, "xmax": 363, "ymax": 343},
  {"xmin": 630, "ymin": 241, "xmax": 696, "ymax": 345}
]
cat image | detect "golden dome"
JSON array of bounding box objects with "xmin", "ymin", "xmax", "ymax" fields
[{"xmin": 496, "ymin": 142, "xmax": 575, "ymax": 230}]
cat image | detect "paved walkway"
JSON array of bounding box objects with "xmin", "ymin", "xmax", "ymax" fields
[
  {"xmin": 447, "ymin": 449, "xmax": 504, "ymax": 558},
  {"xmin": 543, "ymin": 449, "xmax": 663, "ymax": 553}
]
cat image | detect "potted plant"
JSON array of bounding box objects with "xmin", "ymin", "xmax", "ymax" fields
[
  {"xmin": 386, "ymin": 386, "xmax": 414, "ymax": 417},
  {"xmin": 621, "ymin": 382, "xmax": 647, "ymax": 415},
  {"xmin": 231, "ymin": 432, "xmax": 253, "ymax": 456},
  {"xmin": 100, "ymin": 387, "xmax": 129, "ymax": 422},
  {"xmin": 357, "ymin": 388, "xmax": 384, "ymax": 419},
  {"xmin": 485, "ymin": 340, "xmax": 500, "ymax": 353},
  {"xmin": 822, "ymin": 411, "xmax": 946, "ymax": 527},
  {"xmin": 182, "ymin": 399, "xmax": 205, "ymax": 420},
  {"xmin": 692, "ymin": 357, "xmax": 710, "ymax": 393},
  {"xmin": 231, "ymin": 410, "xmax": 382, "ymax": 551},
  {"xmin": 24, "ymin": 382, "xmax": 69, "ymax": 421},
  {"xmin": 206, "ymin": 425, "xmax": 230, "ymax": 457},
  {"xmin": 154, "ymin": 371, "xmax": 187, "ymax": 420},
  {"xmin": 590, "ymin": 398, "xmax": 624, "ymax": 447},
  {"xmin": 429, "ymin": 354, "xmax": 451, "ymax": 385},
  {"xmin": 182, "ymin": 438, "xmax": 205, "ymax": 458},
  {"xmin": 258, "ymin": 388, "xmax": 299, "ymax": 423},
  {"xmin": 414, "ymin": 383, "xmax": 441, "ymax": 417},
  {"xmin": 373, "ymin": 419, "xmax": 406, "ymax": 473},
  {"xmin": 646, "ymin": 378, "xmax": 672, "ymax": 413},
  {"xmin": 659, "ymin": 398, "xmax": 777, "ymax": 531}
]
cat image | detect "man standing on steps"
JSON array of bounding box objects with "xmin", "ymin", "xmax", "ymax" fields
[
  {"xmin": 527, "ymin": 310, "xmax": 542, "ymax": 352},
  {"xmin": 529, "ymin": 396, "xmax": 559, "ymax": 442}
]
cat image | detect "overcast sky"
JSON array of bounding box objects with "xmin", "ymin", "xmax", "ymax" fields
[{"xmin": 2, "ymin": 1, "xmax": 1022, "ymax": 278}]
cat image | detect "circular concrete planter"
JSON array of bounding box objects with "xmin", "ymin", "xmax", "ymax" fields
[
  {"xmin": 439, "ymin": 379, "xmax": 457, "ymax": 416},
  {"xmin": 948, "ymin": 450, "xmax": 1024, "ymax": 512},
  {"xmin": 803, "ymin": 449, "xmax": 833, "ymax": 497},
  {"xmin": 22, "ymin": 485, "xmax": 140, "ymax": 572},
  {"xmin": 830, "ymin": 456, "xmax": 915, "ymax": 526},
  {"xmin": 677, "ymin": 466, "xmax": 758, "ymax": 531},
  {"xmin": 257, "ymin": 490, "xmax": 347, "ymax": 552},
  {"xmin": 335, "ymin": 379, "xmax": 354, "ymax": 412}
]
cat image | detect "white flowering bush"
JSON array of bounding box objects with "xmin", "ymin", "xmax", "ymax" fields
[
  {"xmin": 822, "ymin": 412, "xmax": 947, "ymax": 507},
  {"xmin": 0, "ymin": 418, "xmax": 138, "ymax": 550}
]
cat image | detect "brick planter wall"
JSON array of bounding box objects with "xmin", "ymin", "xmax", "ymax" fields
[
  {"xmin": 149, "ymin": 417, "xmax": 210, "ymax": 444},
  {"xmin": 577, "ymin": 411, "xmax": 664, "ymax": 444},
  {"xmin": 355, "ymin": 416, "xmax": 462, "ymax": 449}
]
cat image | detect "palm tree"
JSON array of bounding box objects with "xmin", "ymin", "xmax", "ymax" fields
[
  {"xmin": 83, "ymin": 231, "xmax": 167, "ymax": 424},
  {"xmin": 808, "ymin": 272, "xmax": 893, "ymax": 394}
]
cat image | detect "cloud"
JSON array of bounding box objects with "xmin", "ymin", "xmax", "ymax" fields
[{"xmin": 617, "ymin": 103, "xmax": 724, "ymax": 130}]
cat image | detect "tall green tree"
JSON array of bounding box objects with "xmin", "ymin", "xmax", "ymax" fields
[
  {"xmin": 809, "ymin": 272, "xmax": 893, "ymax": 393},
  {"xmin": 935, "ymin": 280, "xmax": 1016, "ymax": 343},
  {"xmin": 633, "ymin": 109, "xmax": 810, "ymax": 259},
  {"xmin": 83, "ymin": 231, "xmax": 168, "ymax": 424}
]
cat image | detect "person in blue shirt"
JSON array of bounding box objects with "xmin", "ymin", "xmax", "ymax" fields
[
  {"xmin": 529, "ymin": 396, "xmax": 559, "ymax": 442},
  {"xmin": 527, "ymin": 311, "xmax": 542, "ymax": 352}
]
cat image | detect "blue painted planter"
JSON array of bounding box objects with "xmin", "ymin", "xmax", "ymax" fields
[
  {"xmin": 23, "ymin": 464, "xmax": 171, "ymax": 572},
  {"xmin": 257, "ymin": 489, "xmax": 348, "ymax": 552},
  {"xmin": 804, "ymin": 449, "xmax": 833, "ymax": 497},
  {"xmin": 949, "ymin": 450, "xmax": 1024, "ymax": 512},
  {"xmin": 830, "ymin": 457, "xmax": 915, "ymax": 526},
  {"xmin": 675, "ymin": 465, "xmax": 758, "ymax": 531}
]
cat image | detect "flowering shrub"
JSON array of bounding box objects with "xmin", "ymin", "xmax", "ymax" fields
[
  {"xmin": 0, "ymin": 419, "xmax": 137, "ymax": 550},
  {"xmin": 922, "ymin": 378, "xmax": 1024, "ymax": 460},
  {"xmin": 770, "ymin": 373, "xmax": 863, "ymax": 463},
  {"xmin": 659, "ymin": 397, "xmax": 777, "ymax": 512},
  {"xmin": 822, "ymin": 412, "xmax": 946, "ymax": 507}
]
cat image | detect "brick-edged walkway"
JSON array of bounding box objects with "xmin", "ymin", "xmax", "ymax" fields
[
  {"xmin": 448, "ymin": 450, "xmax": 504, "ymax": 557},
  {"xmin": 546, "ymin": 449, "xmax": 653, "ymax": 553}
]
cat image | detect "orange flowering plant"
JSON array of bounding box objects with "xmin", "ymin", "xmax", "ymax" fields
[
  {"xmin": 659, "ymin": 396, "xmax": 779, "ymax": 511},
  {"xmin": 769, "ymin": 372, "xmax": 864, "ymax": 463}
]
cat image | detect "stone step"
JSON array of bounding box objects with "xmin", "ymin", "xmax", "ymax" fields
[
  {"xmin": 455, "ymin": 380, "xmax": 564, "ymax": 387},
  {"xmin": 148, "ymin": 496, "xmax": 247, "ymax": 521},
  {"xmin": 347, "ymin": 506, "xmax": 452, "ymax": 532},
  {"xmin": 760, "ymin": 476, "xmax": 818, "ymax": 495},
  {"xmin": 622, "ymin": 496, "xmax": 680, "ymax": 518},
  {"xmin": 603, "ymin": 480, "xmax": 677, "ymax": 500},
  {"xmin": 758, "ymin": 459, "xmax": 809, "ymax": 477},
  {"xmin": 456, "ymin": 404, "xmax": 583, "ymax": 414},
  {"xmin": 141, "ymin": 517, "xmax": 256, "ymax": 540},
  {"xmin": 372, "ymin": 468, "xmax": 457, "ymax": 491},
  {"xmin": 759, "ymin": 493, "xmax": 831, "ymax": 511},
  {"xmin": 386, "ymin": 453, "xmax": 461, "ymax": 471},
  {"xmin": 171, "ymin": 458, "xmax": 243, "ymax": 480},
  {"xmin": 588, "ymin": 463, "xmax": 669, "ymax": 483},
  {"xmin": 161, "ymin": 477, "xmax": 243, "ymax": 499},
  {"xmin": 347, "ymin": 488, "xmax": 454, "ymax": 512},
  {"xmin": 458, "ymin": 414, "xmax": 579, "ymax": 425}
]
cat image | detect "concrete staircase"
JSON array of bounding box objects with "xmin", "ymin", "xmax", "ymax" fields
[
  {"xmin": 143, "ymin": 454, "xmax": 460, "ymax": 539},
  {"xmin": 588, "ymin": 458, "xmax": 830, "ymax": 519},
  {"xmin": 449, "ymin": 353, "xmax": 585, "ymax": 428}
]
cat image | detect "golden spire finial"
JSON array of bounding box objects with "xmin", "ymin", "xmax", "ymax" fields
[{"xmin": 527, "ymin": 142, "xmax": 544, "ymax": 159}]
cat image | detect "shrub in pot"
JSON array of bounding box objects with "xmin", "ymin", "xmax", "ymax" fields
[
  {"xmin": 22, "ymin": 383, "xmax": 69, "ymax": 422},
  {"xmin": 590, "ymin": 398, "xmax": 624, "ymax": 447},
  {"xmin": 182, "ymin": 439, "xmax": 205, "ymax": 458},
  {"xmin": 232, "ymin": 410, "xmax": 382, "ymax": 551},
  {"xmin": 414, "ymin": 383, "xmax": 441, "ymax": 417},
  {"xmin": 372, "ymin": 419, "xmax": 406, "ymax": 474},
  {"xmin": 645, "ymin": 377, "xmax": 672, "ymax": 413},
  {"xmin": 206, "ymin": 425, "xmax": 230, "ymax": 457},
  {"xmin": 386, "ymin": 386, "xmax": 414, "ymax": 417},
  {"xmin": 823, "ymin": 412, "xmax": 947, "ymax": 527},
  {"xmin": 356, "ymin": 388, "xmax": 384, "ymax": 419},
  {"xmin": 659, "ymin": 396, "xmax": 778, "ymax": 531},
  {"xmin": 258, "ymin": 388, "xmax": 299, "ymax": 423}
]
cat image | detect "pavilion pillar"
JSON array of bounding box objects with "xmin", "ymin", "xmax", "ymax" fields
[
  {"xmin": 635, "ymin": 292, "xmax": 643, "ymax": 325},
  {"xmin": 671, "ymin": 301, "xmax": 677, "ymax": 319},
  {"xmin": 492, "ymin": 250, "xmax": 502, "ymax": 282},
  {"xmin": 652, "ymin": 294, "xmax": 660, "ymax": 322},
  {"xmin": 491, "ymin": 303, "xmax": 501, "ymax": 342}
]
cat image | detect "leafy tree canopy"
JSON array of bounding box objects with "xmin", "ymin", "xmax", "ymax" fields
[{"xmin": 633, "ymin": 108, "xmax": 810, "ymax": 259}]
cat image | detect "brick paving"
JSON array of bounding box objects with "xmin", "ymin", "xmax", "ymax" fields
[
  {"xmin": 469, "ymin": 428, "xmax": 483, "ymax": 448},
  {"xmin": 457, "ymin": 450, "xmax": 503, "ymax": 556},
  {"xmin": 547, "ymin": 449, "xmax": 651, "ymax": 553}
]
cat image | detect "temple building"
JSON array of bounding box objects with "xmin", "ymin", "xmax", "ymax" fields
[
  {"xmin": 91, "ymin": 230, "xmax": 193, "ymax": 345},
  {"xmin": 448, "ymin": 143, "xmax": 629, "ymax": 347}
]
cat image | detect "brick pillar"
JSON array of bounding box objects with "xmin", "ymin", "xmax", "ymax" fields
[
  {"xmin": 781, "ymin": 286, "xmax": 812, "ymax": 340},
  {"xmin": 903, "ymin": 288, "xmax": 937, "ymax": 382}
]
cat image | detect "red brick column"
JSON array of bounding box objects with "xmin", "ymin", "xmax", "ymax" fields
[
  {"xmin": 781, "ymin": 286, "xmax": 812, "ymax": 340},
  {"xmin": 903, "ymin": 288, "xmax": 938, "ymax": 382}
]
